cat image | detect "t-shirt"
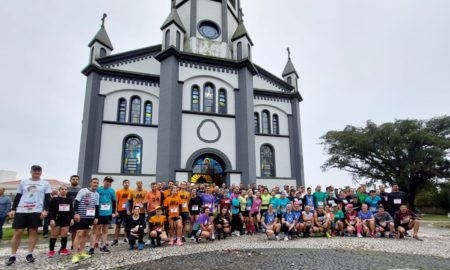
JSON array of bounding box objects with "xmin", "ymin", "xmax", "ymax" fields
[
  {"xmin": 394, "ymin": 209, "xmax": 417, "ymax": 225},
  {"xmin": 97, "ymin": 186, "xmax": 116, "ymax": 216},
  {"xmin": 75, "ymin": 188, "xmax": 100, "ymax": 219},
  {"xmin": 283, "ymin": 211, "xmax": 295, "ymax": 224},
  {"xmin": 263, "ymin": 211, "xmax": 277, "ymax": 225},
  {"xmin": 144, "ymin": 191, "xmax": 162, "ymax": 212},
  {"xmin": 201, "ymin": 194, "xmax": 215, "ymax": 213},
  {"xmin": 346, "ymin": 210, "xmax": 358, "ymax": 225},
  {"xmin": 149, "ymin": 215, "xmax": 166, "ymax": 230},
  {"xmin": 231, "ymin": 197, "xmax": 240, "ymax": 215},
  {"xmin": 388, "ymin": 191, "xmax": 408, "ymax": 213},
  {"xmin": 365, "ymin": 196, "xmax": 382, "ymax": 213},
  {"xmin": 16, "ymin": 178, "xmax": 52, "ymax": 213},
  {"xmin": 49, "ymin": 196, "xmax": 73, "ymax": 222},
  {"xmin": 374, "ymin": 212, "xmax": 394, "ymax": 226},
  {"xmin": 304, "ymin": 194, "xmax": 315, "ymax": 210},
  {"xmin": 164, "ymin": 196, "xmax": 182, "ymax": 217},
  {"xmin": 313, "ymin": 192, "xmax": 327, "ymax": 208},
  {"xmin": 333, "ymin": 210, "xmax": 345, "ymax": 221},
  {"xmin": 269, "ymin": 197, "xmax": 279, "ymax": 212},
  {"xmin": 116, "ymin": 189, "xmax": 132, "ymax": 212},
  {"xmin": 293, "ymin": 210, "xmax": 302, "ymax": 222},
  {"xmin": 67, "ymin": 186, "xmax": 81, "ymax": 203},
  {"xmin": 193, "ymin": 213, "xmax": 209, "ymax": 230},
  {"xmin": 238, "ymin": 196, "xmax": 247, "ymax": 212},
  {"xmin": 278, "ymin": 198, "xmax": 291, "ymax": 214},
  {"xmin": 358, "ymin": 210, "xmax": 373, "ymax": 221},
  {"xmin": 178, "ymin": 190, "xmax": 190, "ymax": 213},
  {"xmin": 250, "ymin": 197, "xmax": 262, "ymax": 215},
  {"xmin": 357, "ymin": 192, "xmax": 368, "ymax": 204},
  {"xmin": 302, "ymin": 211, "xmax": 314, "ymax": 225},
  {"xmin": 260, "ymin": 194, "xmax": 271, "ymax": 210},
  {"xmin": 130, "ymin": 189, "xmax": 147, "ymax": 213},
  {"xmin": 189, "ymin": 196, "xmax": 203, "ymax": 214}
]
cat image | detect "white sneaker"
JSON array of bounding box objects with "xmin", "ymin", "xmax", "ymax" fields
[
  {"xmin": 190, "ymin": 236, "xmax": 195, "ymax": 241},
  {"xmin": 284, "ymin": 236, "xmax": 289, "ymax": 241},
  {"xmin": 235, "ymin": 231, "xmax": 240, "ymax": 237},
  {"xmin": 211, "ymin": 234, "xmax": 215, "ymax": 240},
  {"xmin": 276, "ymin": 235, "xmax": 281, "ymax": 241},
  {"xmin": 357, "ymin": 233, "xmax": 362, "ymax": 238},
  {"xmin": 145, "ymin": 240, "xmax": 152, "ymax": 246}
]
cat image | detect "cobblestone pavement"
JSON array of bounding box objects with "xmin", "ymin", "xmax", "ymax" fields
[{"xmin": 0, "ymin": 222, "xmax": 449, "ymax": 270}]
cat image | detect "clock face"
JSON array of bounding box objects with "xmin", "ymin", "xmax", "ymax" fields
[{"xmin": 198, "ymin": 21, "xmax": 220, "ymax": 39}]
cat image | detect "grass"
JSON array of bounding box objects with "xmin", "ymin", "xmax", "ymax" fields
[
  {"xmin": 1, "ymin": 227, "xmax": 36, "ymax": 241},
  {"xmin": 420, "ymin": 214, "xmax": 450, "ymax": 221}
]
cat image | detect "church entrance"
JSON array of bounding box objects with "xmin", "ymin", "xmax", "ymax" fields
[{"xmin": 190, "ymin": 154, "xmax": 226, "ymax": 187}]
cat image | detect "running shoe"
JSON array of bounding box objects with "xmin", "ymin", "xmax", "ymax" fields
[
  {"xmin": 145, "ymin": 239, "xmax": 152, "ymax": 246},
  {"xmin": 357, "ymin": 233, "xmax": 363, "ymax": 238},
  {"xmin": 325, "ymin": 232, "xmax": 331, "ymax": 238},
  {"xmin": 59, "ymin": 249, "xmax": 71, "ymax": 256},
  {"xmin": 176, "ymin": 239, "xmax": 183, "ymax": 246},
  {"xmin": 47, "ymin": 250, "xmax": 56, "ymax": 258},
  {"xmin": 168, "ymin": 238, "xmax": 175, "ymax": 246},
  {"xmin": 100, "ymin": 246, "xmax": 110, "ymax": 253},
  {"xmin": 25, "ymin": 254, "xmax": 35, "ymax": 263},
  {"xmin": 88, "ymin": 248, "xmax": 95, "ymax": 255},
  {"xmin": 79, "ymin": 252, "xmax": 91, "ymax": 259},
  {"xmin": 111, "ymin": 239, "xmax": 119, "ymax": 246},
  {"xmin": 6, "ymin": 256, "xmax": 16, "ymax": 266},
  {"xmin": 284, "ymin": 236, "xmax": 289, "ymax": 241},
  {"xmin": 72, "ymin": 254, "xmax": 80, "ymax": 264},
  {"xmin": 276, "ymin": 235, "xmax": 281, "ymax": 241},
  {"xmin": 138, "ymin": 243, "xmax": 144, "ymax": 250}
]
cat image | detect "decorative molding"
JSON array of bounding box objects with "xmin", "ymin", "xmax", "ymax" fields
[
  {"xmin": 103, "ymin": 120, "xmax": 158, "ymax": 128},
  {"xmin": 196, "ymin": 119, "xmax": 222, "ymax": 143},
  {"xmin": 255, "ymin": 133, "xmax": 289, "ymax": 138},
  {"xmin": 97, "ymin": 44, "xmax": 162, "ymax": 66},
  {"xmin": 179, "ymin": 61, "xmax": 238, "ymax": 74},
  {"xmin": 82, "ymin": 64, "xmax": 160, "ymax": 84},
  {"xmin": 182, "ymin": 110, "xmax": 236, "ymax": 118},
  {"xmin": 100, "ymin": 76, "xmax": 159, "ymax": 87},
  {"xmin": 254, "ymin": 89, "xmax": 302, "ymax": 102}
]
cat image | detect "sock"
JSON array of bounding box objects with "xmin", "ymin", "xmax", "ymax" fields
[
  {"xmin": 61, "ymin": 237, "xmax": 68, "ymax": 250},
  {"xmin": 357, "ymin": 227, "xmax": 362, "ymax": 234},
  {"xmin": 49, "ymin": 238, "xmax": 57, "ymax": 251},
  {"xmin": 27, "ymin": 253, "xmax": 33, "ymax": 257},
  {"xmin": 151, "ymin": 238, "xmax": 155, "ymax": 245}
]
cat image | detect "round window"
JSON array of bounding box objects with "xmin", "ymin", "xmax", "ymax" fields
[{"xmin": 198, "ymin": 21, "xmax": 220, "ymax": 39}]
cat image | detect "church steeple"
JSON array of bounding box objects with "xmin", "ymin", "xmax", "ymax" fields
[
  {"xmin": 282, "ymin": 48, "xmax": 299, "ymax": 90},
  {"xmin": 161, "ymin": 0, "xmax": 186, "ymax": 51},
  {"xmin": 88, "ymin": 14, "xmax": 113, "ymax": 64},
  {"xmin": 231, "ymin": 8, "xmax": 253, "ymax": 61}
]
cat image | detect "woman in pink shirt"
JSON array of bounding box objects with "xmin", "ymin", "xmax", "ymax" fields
[{"xmin": 250, "ymin": 191, "xmax": 262, "ymax": 234}]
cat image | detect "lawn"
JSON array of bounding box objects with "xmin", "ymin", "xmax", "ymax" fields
[
  {"xmin": 420, "ymin": 214, "xmax": 450, "ymax": 221},
  {"xmin": 1, "ymin": 227, "xmax": 32, "ymax": 241}
]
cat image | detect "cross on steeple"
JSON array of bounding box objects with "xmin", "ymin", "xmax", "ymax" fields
[
  {"xmin": 101, "ymin": 13, "xmax": 107, "ymax": 27},
  {"xmin": 239, "ymin": 7, "xmax": 244, "ymax": 22},
  {"xmin": 287, "ymin": 47, "xmax": 291, "ymax": 59},
  {"xmin": 171, "ymin": 0, "xmax": 176, "ymax": 9}
]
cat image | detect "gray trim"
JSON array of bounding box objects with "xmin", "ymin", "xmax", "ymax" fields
[
  {"xmin": 155, "ymin": 55, "xmax": 183, "ymax": 182},
  {"xmin": 222, "ymin": 0, "xmax": 228, "ymax": 42},
  {"xmin": 103, "ymin": 120, "xmax": 158, "ymax": 128},
  {"xmin": 254, "ymin": 89, "xmax": 302, "ymax": 102},
  {"xmin": 96, "ymin": 172, "xmax": 157, "ymax": 177},
  {"xmin": 185, "ymin": 148, "xmax": 233, "ymax": 172},
  {"xmin": 190, "ymin": 0, "xmax": 197, "ymax": 37},
  {"xmin": 288, "ymin": 99, "xmax": 305, "ymax": 186},
  {"xmin": 197, "ymin": 20, "xmax": 221, "ymax": 40},
  {"xmin": 77, "ymin": 73, "xmax": 104, "ymax": 187},
  {"xmin": 120, "ymin": 134, "xmax": 143, "ymax": 175},
  {"xmin": 97, "ymin": 44, "xmax": 162, "ymax": 65},
  {"xmin": 196, "ymin": 119, "xmax": 222, "ymax": 143},
  {"xmin": 235, "ymin": 66, "xmax": 256, "ymax": 186},
  {"xmin": 182, "ymin": 110, "xmax": 235, "ymax": 118},
  {"xmin": 260, "ymin": 143, "xmax": 276, "ymax": 178},
  {"xmin": 255, "ymin": 133, "xmax": 289, "ymax": 138},
  {"xmin": 82, "ymin": 64, "xmax": 160, "ymax": 83}
]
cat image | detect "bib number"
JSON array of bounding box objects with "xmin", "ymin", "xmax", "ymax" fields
[
  {"xmin": 170, "ymin": 208, "xmax": 178, "ymax": 214},
  {"xmin": 191, "ymin": 205, "xmax": 199, "ymax": 211},
  {"xmin": 182, "ymin": 202, "xmax": 187, "ymax": 208},
  {"xmin": 100, "ymin": 204, "xmax": 111, "ymax": 211},
  {"xmin": 394, "ymin": 199, "xmax": 402, "ymax": 205},
  {"xmin": 86, "ymin": 208, "xmax": 95, "ymax": 217},
  {"xmin": 59, "ymin": 204, "xmax": 70, "ymax": 212}
]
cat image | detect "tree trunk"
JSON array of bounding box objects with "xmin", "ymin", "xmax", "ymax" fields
[{"xmin": 408, "ymin": 182, "xmax": 418, "ymax": 212}]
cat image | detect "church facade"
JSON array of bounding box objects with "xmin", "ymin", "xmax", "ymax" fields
[{"xmin": 77, "ymin": 0, "xmax": 305, "ymax": 189}]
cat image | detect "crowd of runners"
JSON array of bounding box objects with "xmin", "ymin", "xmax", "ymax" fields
[{"xmin": 4, "ymin": 166, "xmax": 422, "ymax": 266}]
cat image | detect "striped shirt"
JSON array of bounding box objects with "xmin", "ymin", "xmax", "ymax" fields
[{"xmin": 75, "ymin": 188, "xmax": 99, "ymax": 219}]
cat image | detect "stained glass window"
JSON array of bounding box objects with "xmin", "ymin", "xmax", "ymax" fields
[
  {"xmin": 130, "ymin": 96, "xmax": 141, "ymax": 124},
  {"xmin": 144, "ymin": 101, "xmax": 152, "ymax": 125},
  {"xmin": 218, "ymin": 89, "xmax": 227, "ymax": 114},
  {"xmin": 203, "ymin": 83, "xmax": 215, "ymax": 113},
  {"xmin": 123, "ymin": 136, "xmax": 142, "ymax": 174},
  {"xmin": 262, "ymin": 110, "xmax": 270, "ymax": 134},
  {"xmin": 273, "ymin": 114, "xmax": 279, "ymax": 135},
  {"xmin": 193, "ymin": 157, "xmax": 223, "ymax": 175},
  {"xmin": 191, "ymin": 85, "xmax": 200, "ymax": 111},
  {"xmin": 261, "ymin": 145, "xmax": 275, "ymax": 177},
  {"xmin": 118, "ymin": 98, "xmax": 127, "ymax": 122},
  {"xmin": 254, "ymin": 112, "xmax": 260, "ymax": 133}
]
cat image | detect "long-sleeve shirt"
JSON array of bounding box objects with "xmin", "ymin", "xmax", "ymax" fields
[{"xmin": 0, "ymin": 195, "xmax": 12, "ymax": 216}]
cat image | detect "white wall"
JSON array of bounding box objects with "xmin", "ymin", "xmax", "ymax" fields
[
  {"xmin": 103, "ymin": 89, "xmax": 160, "ymax": 125},
  {"xmin": 98, "ymin": 124, "xmax": 158, "ymax": 175},
  {"xmin": 254, "ymin": 104, "xmax": 290, "ymax": 136},
  {"xmin": 254, "ymin": 75, "xmax": 288, "ymax": 93},
  {"xmin": 106, "ymin": 57, "xmax": 161, "ymax": 75},
  {"xmin": 255, "ymin": 135, "xmax": 292, "ymax": 178},
  {"xmin": 256, "ymin": 179, "xmax": 297, "ymax": 190},
  {"xmin": 197, "ymin": 0, "xmax": 222, "ymax": 41},
  {"xmin": 179, "ymin": 65, "xmax": 238, "ymax": 88},
  {"xmin": 180, "ymin": 113, "xmax": 236, "ymax": 170}
]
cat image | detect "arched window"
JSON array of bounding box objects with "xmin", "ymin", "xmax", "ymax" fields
[
  {"xmin": 143, "ymin": 101, "xmax": 152, "ymax": 125},
  {"xmin": 203, "ymin": 83, "xmax": 215, "ymax": 113},
  {"xmin": 191, "ymin": 85, "xmax": 200, "ymax": 111},
  {"xmin": 287, "ymin": 76, "xmax": 292, "ymax": 85},
  {"xmin": 122, "ymin": 136, "xmax": 142, "ymax": 174},
  {"xmin": 247, "ymin": 44, "xmax": 251, "ymax": 60},
  {"xmin": 165, "ymin": 30, "xmax": 170, "ymax": 48},
  {"xmin": 237, "ymin": 42, "xmax": 242, "ymax": 60},
  {"xmin": 272, "ymin": 114, "xmax": 279, "ymax": 135},
  {"xmin": 261, "ymin": 144, "xmax": 275, "ymax": 177},
  {"xmin": 129, "ymin": 96, "xmax": 141, "ymax": 124},
  {"xmin": 262, "ymin": 110, "xmax": 270, "ymax": 134},
  {"xmin": 176, "ymin": 31, "xmax": 181, "ymax": 50},
  {"xmin": 218, "ymin": 89, "xmax": 227, "ymax": 114},
  {"xmin": 117, "ymin": 98, "xmax": 127, "ymax": 122},
  {"xmin": 100, "ymin": 48, "xmax": 107, "ymax": 57},
  {"xmin": 254, "ymin": 112, "xmax": 260, "ymax": 133}
]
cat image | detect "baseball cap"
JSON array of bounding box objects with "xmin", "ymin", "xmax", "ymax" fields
[
  {"xmin": 332, "ymin": 203, "xmax": 338, "ymax": 207},
  {"xmin": 346, "ymin": 204, "xmax": 353, "ymax": 208},
  {"xmin": 31, "ymin": 165, "xmax": 42, "ymax": 171},
  {"xmin": 155, "ymin": 206, "xmax": 162, "ymax": 211},
  {"xmin": 104, "ymin": 176, "xmax": 114, "ymax": 182}
]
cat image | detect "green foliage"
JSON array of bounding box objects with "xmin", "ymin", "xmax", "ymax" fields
[
  {"xmin": 321, "ymin": 116, "xmax": 450, "ymax": 208},
  {"xmin": 415, "ymin": 183, "xmax": 449, "ymax": 208}
]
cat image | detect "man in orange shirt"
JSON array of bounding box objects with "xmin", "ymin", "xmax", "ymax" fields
[
  {"xmin": 129, "ymin": 181, "xmax": 147, "ymax": 218},
  {"xmin": 162, "ymin": 181, "xmax": 174, "ymax": 199},
  {"xmin": 178, "ymin": 182, "xmax": 190, "ymax": 241},
  {"xmin": 111, "ymin": 180, "xmax": 132, "ymax": 246},
  {"xmin": 164, "ymin": 186, "xmax": 183, "ymax": 246},
  {"xmin": 143, "ymin": 182, "xmax": 162, "ymax": 245}
]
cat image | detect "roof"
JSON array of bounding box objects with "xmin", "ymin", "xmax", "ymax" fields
[
  {"xmin": 161, "ymin": 7, "xmax": 186, "ymax": 33},
  {"xmin": 231, "ymin": 22, "xmax": 253, "ymax": 45},
  {"xmin": 88, "ymin": 26, "xmax": 114, "ymax": 50},
  {"xmin": 282, "ymin": 57, "xmax": 298, "ymax": 78}
]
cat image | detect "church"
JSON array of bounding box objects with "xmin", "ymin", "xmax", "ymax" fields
[{"xmin": 77, "ymin": 0, "xmax": 305, "ymax": 189}]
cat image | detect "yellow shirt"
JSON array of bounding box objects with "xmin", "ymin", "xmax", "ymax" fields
[
  {"xmin": 130, "ymin": 189, "xmax": 148, "ymax": 213},
  {"xmin": 178, "ymin": 190, "xmax": 191, "ymax": 213}
]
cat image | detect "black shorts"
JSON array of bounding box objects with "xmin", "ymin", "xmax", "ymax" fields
[
  {"xmin": 116, "ymin": 211, "xmax": 127, "ymax": 225},
  {"xmin": 55, "ymin": 217, "xmax": 71, "ymax": 227},
  {"xmin": 241, "ymin": 211, "xmax": 249, "ymax": 217},
  {"xmin": 13, "ymin": 213, "xmax": 42, "ymax": 229},
  {"xmin": 260, "ymin": 209, "xmax": 268, "ymax": 216},
  {"xmin": 98, "ymin": 215, "xmax": 112, "ymax": 225},
  {"xmin": 251, "ymin": 212, "xmax": 259, "ymax": 218},
  {"xmin": 181, "ymin": 212, "xmax": 190, "ymax": 221},
  {"xmin": 170, "ymin": 216, "xmax": 181, "ymax": 221},
  {"xmin": 190, "ymin": 211, "xmax": 200, "ymax": 217},
  {"xmin": 277, "ymin": 213, "xmax": 283, "ymax": 220},
  {"xmin": 398, "ymin": 223, "xmax": 410, "ymax": 231},
  {"xmin": 74, "ymin": 218, "xmax": 94, "ymax": 230}
]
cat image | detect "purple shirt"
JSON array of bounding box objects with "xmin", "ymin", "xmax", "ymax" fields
[
  {"xmin": 250, "ymin": 197, "xmax": 262, "ymax": 215},
  {"xmin": 193, "ymin": 213, "xmax": 209, "ymax": 230},
  {"xmin": 358, "ymin": 210, "xmax": 373, "ymax": 221},
  {"xmin": 201, "ymin": 194, "xmax": 215, "ymax": 212}
]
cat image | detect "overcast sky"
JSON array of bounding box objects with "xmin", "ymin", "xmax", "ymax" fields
[{"xmin": 0, "ymin": 0, "xmax": 449, "ymax": 187}]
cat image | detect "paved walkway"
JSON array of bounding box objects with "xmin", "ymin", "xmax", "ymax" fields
[{"xmin": 0, "ymin": 222, "xmax": 449, "ymax": 269}]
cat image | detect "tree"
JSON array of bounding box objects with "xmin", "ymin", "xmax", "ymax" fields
[{"xmin": 321, "ymin": 116, "xmax": 450, "ymax": 210}]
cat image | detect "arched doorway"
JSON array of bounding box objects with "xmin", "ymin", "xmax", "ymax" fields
[{"xmin": 191, "ymin": 154, "xmax": 226, "ymax": 187}]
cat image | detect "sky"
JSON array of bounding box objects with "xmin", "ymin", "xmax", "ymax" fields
[{"xmin": 0, "ymin": 0, "xmax": 449, "ymax": 187}]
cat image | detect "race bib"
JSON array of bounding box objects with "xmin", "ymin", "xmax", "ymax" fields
[
  {"xmin": 401, "ymin": 217, "xmax": 410, "ymax": 224},
  {"xmin": 182, "ymin": 202, "xmax": 187, "ymax": 208},
  {"xmin": 122, "ymin": 203, "xmax": 126, "ymax": 209},
  {"xmin": 246, "ymin": 206, "xmax": 251, "ymax": 211},
  {"xmin": 328, "ymin": 200, "xmax": 335, "ymax": 205},
  {"xmin": 369, "ymin": 207, "xmax": 376, "ymax": 212},
  {"xmin": 225, "ymin": 200, "xmax": 230, "ymax": 204},
  {"xmin": 380, "ymin": 221, "xmax": 387, "ymax": 227},
  {"xmin": 350, "ymin": 220, "xmax": 356, "ymax": 225},
  {"xmin": 86, "ymin": 208, "xmax": 95, "ymax": 216},
  {"xmin": 136, "ymin": 203, "xmax": 143, "ymax": 207},
  {"xmin": 100, "ymin": 204, "xmax": 111, "ymax": 211},
  {"xmin": 318, "ymin": 202, "xmax": 324, "ymax": 206},
  {"xmin": 343, "ymin": 200, "xmax": 348, "ymax": 204},
  {"xmin": 23, "ymin": 203, "xmax": 36, "ymax": 210},
  {"xmin": 191, "ymin": 205, "xmax": 199, "ymax": 211},
  {"xmin": 170, "ymin": 207, "xmax": 178, "ymax": 213},
  {"xmin": 394, "ymin": 199, "xmax": 402, "ymax": 205},
  {"xmin": 59, "ymin": 204, "xmax": 70, "ymax": 212}
]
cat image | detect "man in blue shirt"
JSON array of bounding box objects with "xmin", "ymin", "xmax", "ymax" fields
[
  {"xmin": 0, "ymin": 187, "xmax": 12, "ymax": 240},
  {"xmin": 365, "ymin": 190, "xmax": 382, "ymax": 214}
]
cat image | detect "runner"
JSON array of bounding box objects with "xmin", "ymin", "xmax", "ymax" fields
[
  {"xmin": 242, "ymin": 190, "xmax": 254, "ymax": 235},
  {"xmin": 281, "ymin": 203, "xmax": 296, "ymax": 241},
  {"xmin": 178, "ymin": 182, "xmax": 190, "ymax": 242},
  {"xmin": 164, "ymin": 186, "xmax": 183, "ymax": 246},
  {"xmin": 344, "ymin": 204, "xmax": 358, "ymax": 236},
  {"xmin": 214, "ymin": 207, "xmax": 231, "ymax": 239},
  {"xmin": 313, "ymin": 185, "xmax": 327, "ymax": 209},
  {"xmin": 188, "ymin": 188, "xmax": 202, "ymax": 239},
  {"xmin": 365, "ymin": 190, "xmax": 382, "ymax": 214},
  {"xmin": 260, "ymin": 188, "xmax": 271, "ymax": 218},
  {"xmin": 125, "ymin": 206, "xmax": 146, "ymax": 250},
  {"xmin": 111, "ymin": 180, "xmax": 132, "ymax": 246},
  {"xmin": 278, "ymin": 192, "xmax": 290, "ymax": 221},
  {"xmin": 303, "ymin": 187, "xmax": 315, "ymax": 212},
  {"xmin": 332, "ymin": 203, "xmax": 345, "ymax": 236},
  {"xmin": 261, "ymin": 204, "xmax": 280, "ymax": 239},
  {"xmin": 6, "ymin": 165, "xmax": 51, "ymax": 266},
  {"xmin": 143, "ymin": 182, "xmax": 163, "ymax": 245},
  {"xmin": 356, "ymin": 204, "xmax": 375, "ymax": 238},
  {"xmin": 200, "ymin": 187, "xmax": 216, "ymax": 240},
  {"xmin": 129, "ymin": 180, "xmax": 147, "ymax": 218},
  {"xmin": 394, "ymin": 204, "xmax": 422, "ymax": 241},
  {"xmin": 350, "ymin": 194, "xmax": 361, "ymax": 211},
  {"xmin": 293, "ymin": 201, "xmax": 304, "ymax": 236},
  {"xmin": 250, "ymin": 191, "xmax": 262, "ymax": 233},
  {"xmin": 66, "ymin": 175, "xmax": 81, "ymax": 250},
  {"xmin": 191, "ymin": 206, "xmax": 213, "ymax": 243},
  {"xmin": 388, "ymin": 184, "xmax": 408, "ymax": 217},
  {"xmin": 47, "ymin": 185, "xmax": 73, "ymax": 257},
  {"xmin": 301, "ymin": 205, "xmax": 314, "ymax": 237},
  {"xmin": 374, "ymin": 205, "xmax": 395, "ymax": 238},
  {"xmin": 149, "ymin": 206, "xmax": 167, "ymax": 247},
  {"xmin": 230, "ymin": 189, "xmax": 242, "ymax": 237},
  {"xmin": 313, "ymin": 205, "xmax": 331, "ymax": 238},
  {"xmin": 71, "ymin": 178, "xmax": 100, "ymax": 264},
  {"xmin": 219, "ymin": 191, "xmax": 231, "ymax": 213},
  {"xmin": 91, "ymin": 176, "xmax": 116, "ymax": 255}
]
